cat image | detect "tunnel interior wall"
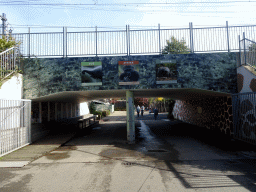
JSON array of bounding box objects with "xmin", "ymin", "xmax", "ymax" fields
[
  {"xmin": 31, "ymin": 101, "xmax": 80, "ymax": 142},
  {"xmin": 172, "ymin": 96, "xmax": 233, "ymax": 136}
]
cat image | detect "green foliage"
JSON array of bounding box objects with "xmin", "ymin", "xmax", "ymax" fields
[
  {"xmin": 89, "ymin": 102, "xmax": 96, "ymax": 114},
  {"xmin": 101, "ymin": 110, "xmax": 110, "ymax": 117},
  {"xmin": 114, "ymin": 107, "xmax": 126, "ymax": 111},
  {"xmin": 0, "ymin": 35, "xmax": 19, "ymax": 52},
  {"xmin": 162, "ymin": 36, "xmax": 190, "ymax": 54}
]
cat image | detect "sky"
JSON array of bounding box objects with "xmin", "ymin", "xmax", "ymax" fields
[{"xmin": 1, "ymin": 0, "xmax": 256, "ymax": 33}]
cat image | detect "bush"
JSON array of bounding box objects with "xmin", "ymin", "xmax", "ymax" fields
[
  {"xmin": 106, "ymin": 110, "xmax": 110, "ymax": 116},
  {"xmin": 93, "ymin": 111, "xmax": 102, "ymax": 120},
  {"xmin": 89, "ymin": 102, "xmax": 96, "ymax": 114},
  {"xmin": 102, "ymin": 111, "xmax": 107, "ymax": 117}
]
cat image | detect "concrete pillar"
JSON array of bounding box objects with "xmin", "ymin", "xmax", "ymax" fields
[
  {"xmin": 39, "ymin": 102, "xmax": 42, "ymax": 123},
  {"xmin": 48, "ymin": 102, "xmax": 50, "ymax": 122},
  {"xmin": 126, "ymin": 90, "xmax": 135, "ymax": 144}
]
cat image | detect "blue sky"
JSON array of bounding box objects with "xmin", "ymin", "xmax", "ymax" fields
[{"xmin": 1, "ymin": 0, "xmax": 256, "ymax": 33}]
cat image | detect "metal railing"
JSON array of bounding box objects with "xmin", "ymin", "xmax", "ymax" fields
[
  {"xmin": 0, "ymin": 99, "xmax": 31, "ymax": 157},
  {"xmin": 3, "ymin": 22, "xmax": 256, "ymax": 58},
  {"xmin": 0, "ymin": 46, "xmax": 19, "ymax": 80},
  {"xmin": 239, "ymin": 32, "xmax": 256, "ymax": 69},
  {"xmin": 232, "ymin": 92, "xmax": 256, "ymax": 145}
]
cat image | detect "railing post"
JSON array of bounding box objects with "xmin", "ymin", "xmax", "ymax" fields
[
  {"xmin": 158, "ymin": 23, "xmax": 161, "ymax": 54},
  {"xmin": 238, "ymin": 35, "xmax": 241, "ymax": 67},
  {"xmin": 63, "ymin": 27, "xmax": 64, "ymax": 57},
  {"xmin": 226, "ymin": 21, "xmax": 230, "ymax": 52},
  {"xmin": 63, "ymin": 27, "xmax": 67, "ymax": 58},
  {"xmin": 28, "ymin": 27, "xmax": 30, "ymax": 58},
  {"xmin": 243, "ymin": 32, "xmax": 247, "ymax": 65},
  {"xmin": 189, "ymin": 22, "xmax": 194, "ymax": 53},
  {"xmin": 126, "ymin": 25, "xmax": 128, "ymax": 56},
  {"xmin": 95, "ymin": 26, "xmax": 98, "ymax": 57}
]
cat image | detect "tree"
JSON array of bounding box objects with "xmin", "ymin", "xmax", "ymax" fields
[
  {"xmin": 134, "ymin": 97, "xmax": 149, "ymax": 108},
  {"xmin": 162, "ymin": 36, "xmax": 190, "ymax": 54},
  {"xmin": 0, "ymin": 35, "xmax": 19, "ymax": 52}
]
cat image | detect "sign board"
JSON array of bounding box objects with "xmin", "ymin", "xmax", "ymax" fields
[
  {"xmin": 81, "ymin": 62, "xmax": 102, "ymax": 86},
  {"xmin": 156, "ymin": 60, "xmax": 177, "ymax": 84},
  {"xmin": 118, "ymin": 61, "xmax": 140, "ymax": 85}
]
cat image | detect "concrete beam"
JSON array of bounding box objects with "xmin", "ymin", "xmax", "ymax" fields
[{"xmin": 126, "ymin": 90, "xmax": 135, "ymax": 144}]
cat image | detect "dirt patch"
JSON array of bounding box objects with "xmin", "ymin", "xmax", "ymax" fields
[{"xmin": 46, "ymin": 152, "xmax": 70, "ymax": 160}]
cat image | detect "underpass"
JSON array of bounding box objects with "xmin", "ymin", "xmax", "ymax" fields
[{"xmin": 1, "ymin": 111, "xmax": 256, "ymax": 191}]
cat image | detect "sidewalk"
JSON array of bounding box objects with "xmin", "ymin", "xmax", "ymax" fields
[
  {"xmin": 0, "ymin": 131, "xmax": 76, "ymax": 167},
  {"xmin": 0, "ymin": 111, "xmax": 127, "ymax": 168}
]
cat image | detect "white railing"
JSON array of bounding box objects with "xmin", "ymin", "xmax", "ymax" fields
[
  {"xmin": 0, "ymin": 46, "xmax": 19, "ymax": 80},
  {"xmin": 239, "ymin": 32, "xmax": 256, "ymax": 69},
  {"xmin": 5, "ymin": 22, "xmax": 256, "ymax": 58},
  {"xmin": 0, "ymin": 99, "xmax": 31, "ymax": 157}
]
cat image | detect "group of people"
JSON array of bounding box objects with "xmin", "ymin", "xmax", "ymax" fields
[{"xmin": 136, "ymin": 105, "xmax": 158, "ymax": 120}]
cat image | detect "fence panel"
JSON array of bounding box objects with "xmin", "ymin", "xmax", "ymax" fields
[
  {"xmin": 5, "ymin": 24, "xmax": 256, "ymax": 57},
  {"xmin": 193, "ymin": 27, "xmax": 228, "ymax": 53},
  {"xmin": 232, "ymin": 92, "xmax": 256, "ymax": 145},
  {"xmin": 97, "ymin": 30, "xmax": 127, "ymax": 56},
  {"xmin": 130, "ymin": 29, "xmax": 160, "ymax": 54},
  {"xmin": 67, "ymin": 32, "xmax": 96, "ymax": 56},
  {"xmin": 0, "ymin": 99, "xmax": 31, "ymax": 157}
]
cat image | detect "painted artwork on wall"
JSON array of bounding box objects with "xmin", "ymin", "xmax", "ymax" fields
[
  {"xmin": 81, "ymin": 62, "xmax": 102, "ymax": 86},
  {"xmin": 156, "ymin": 60, "xmax": 177, "ymax": 84},
  {"xmin": 118, "ymin": 61, "xmax": 140, "ymax": 85}
]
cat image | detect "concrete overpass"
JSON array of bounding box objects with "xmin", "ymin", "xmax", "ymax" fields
[{"xmin": 23, "ymin": 52, "xmax": 237, "ymax": 143}]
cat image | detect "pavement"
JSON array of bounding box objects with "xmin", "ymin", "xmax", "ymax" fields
[
  {"xmin": 1, "ymin": 111, "xmax": 256, "ymax": 191},
  {"xmin": 1, "ymin": 110, "xmax": 256, "ymax": 168}
]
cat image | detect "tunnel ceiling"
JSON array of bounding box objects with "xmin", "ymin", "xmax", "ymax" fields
[{"xmin": 31, "ymin": 88, "xmax": 231, "ymax": 103}]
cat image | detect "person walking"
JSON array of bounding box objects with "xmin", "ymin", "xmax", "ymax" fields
[
  {"xmin": 153, "ymin": 107, "xmax": 158, "ymax": 120},
  {"xmin": 137, "ymin": 105, "xmax": 141, "ymax": 117},
  {"xmin": 141, "ymin": 105, "xmax": 145, "ymax": 117}
]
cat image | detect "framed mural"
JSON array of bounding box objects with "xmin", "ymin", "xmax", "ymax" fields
[
  {"xmin": 81, "ymin": 62, "xmax": 102, "ymax": 86},
  {"xmin": 156, "ymin": 60, "xmax": 177, "ymax": 84},
  {"xmin": 118, "ymin": 61, "xmax": 140, "ymax": 85}
]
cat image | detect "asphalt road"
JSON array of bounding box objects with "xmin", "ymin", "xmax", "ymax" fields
[{"xmin": 1, "ymin": 111, "xmax": 256, "ymax": 192}]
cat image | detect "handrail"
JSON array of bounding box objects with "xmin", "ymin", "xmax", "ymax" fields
[
  {"xmin": 0, "ymin": 46, "xmax": 15, "ymax": 55},
  {"xmin": 0, "ymin": 46, "xmax": 19, "ymax": 81}
]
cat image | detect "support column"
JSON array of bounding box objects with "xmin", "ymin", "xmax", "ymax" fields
[
  {"xmin": 39, "ymin": 102, "xmax": 42, "ymax": 123},
  {"xmin": 126, "ymin": 90, "xmax": 135, "ymax": 144}
]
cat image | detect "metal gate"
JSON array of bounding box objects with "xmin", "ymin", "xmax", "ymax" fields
[
  {"xmin": 232, "ymin": 92, "xmax": 256, "ymax": 145},
  {"xmin": 0, "ymin": 99, "xmax": 31, "ymax": 157}
]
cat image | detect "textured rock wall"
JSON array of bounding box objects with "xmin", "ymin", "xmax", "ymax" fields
[
  {"xmin": 22, "ymin": 53, "xmax": 237, "ymax": 99},
  {"xmin": 173, "ymin": 96, "xmax": 233, "ymax": 136}
]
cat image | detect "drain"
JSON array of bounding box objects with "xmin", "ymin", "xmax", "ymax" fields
[
  {"xmin": 147, "ymin": 149, "xmax": 168, "ymax": 153},
  {"xmin": 122, "ymin": 162, "xmax": 133, "ymax": 166}
]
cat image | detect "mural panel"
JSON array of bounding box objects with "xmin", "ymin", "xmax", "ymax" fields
[
  {"xmin": 156, "ymin": 59, "xmax": 177, "ymax": 84},
  {"xmin": 81, "ymin": 61, "xmax": 102, "ymax": 86},
  {"xmin": 118, "ymin": 61, "xmax": 140, "ymax": 85}
]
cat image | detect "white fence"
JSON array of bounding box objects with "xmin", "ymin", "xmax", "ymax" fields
[
  {"xmin": 0, "ymin": 99, "xmax": 31, "ymax": 157},
  {"xmin": 5, "ymin": 22, "xmax": 256, "ymax": 57}
]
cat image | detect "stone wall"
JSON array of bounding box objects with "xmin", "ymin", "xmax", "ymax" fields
[
  {"xmin": 173, "ymin": 96, "xmax": 233, "ymax": 136},
  {"xmin": 22, "ymin": 53, "xmax": 238, "ymax": 99}
]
